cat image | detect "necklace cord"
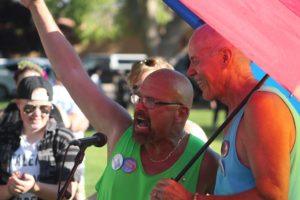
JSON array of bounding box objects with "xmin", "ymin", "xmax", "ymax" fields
[{"xmin": 148, "ymin": 133, "xmax": 187, "ymax": 163}]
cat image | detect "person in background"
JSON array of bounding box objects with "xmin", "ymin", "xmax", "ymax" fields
[
  {"xmin": 127, "ymin": 57, "xmax": 208, "ymax": 142},
  {"xmin": 0, "ymin": 60, "xmax": 64, "ymax": 127},
  {"xmin": 0, "ymin": 76, "xmax": 79, "ymax": 200},
  {"xmin": 90, "ymin": 66, "xmax": 103, "ymax": 89},
  {"xmin": 52, "ymin": 77, "xmax": 89, "ymax": 200},
  {"xmin": 52, "ymin": 77, "xmax": 89, "ymax": 140},
  {"xmin": 115, "ymin": 70, "xmax": 131, "ymax": 109},
  {"xmin": 14, "ymin": 60, "xmax": 45, "ymax": 85},
  {"xmin": 151, "ymin": 25, "xmax": 299, "ymax": 199}
]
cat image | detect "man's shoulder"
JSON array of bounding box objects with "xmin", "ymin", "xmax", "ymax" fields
[
  {"xmin": 242, "ymin": 88, "xmax": 294, "ymax": 140},
  {"xmin": 246, "ymin": 89, "xmax": 285, "ymax": 113}
]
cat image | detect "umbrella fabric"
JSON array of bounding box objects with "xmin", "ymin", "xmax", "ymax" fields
[
  {"xmin": 179, "ymin": 0, "xmax": 300, "ymax": 100},
  {"xmin": 163, "ymin": 0, "xmax": 204, "ymax": 29}
]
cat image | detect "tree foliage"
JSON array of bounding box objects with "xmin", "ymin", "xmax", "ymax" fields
[
  {"xmin": 0, "ymin": 0, "xmax": 189, "ymax": 58},
  {"xmin": 45, "ymin": 0, "xmax": 121, "ymax": 43}
]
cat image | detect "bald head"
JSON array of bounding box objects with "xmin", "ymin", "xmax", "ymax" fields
[
  {"xmin": 189, "ymin": 25, "xmax": 251, "ymax": 73},
  {"xmin": 141, "ymin": 69, "xmax": 194, "ymax": 108},
  {"xmin": 189, "ymin": 25, "xmax": 234, "ymax": 54}
]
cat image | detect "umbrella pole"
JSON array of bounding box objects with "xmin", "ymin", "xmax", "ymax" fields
[{"xmin": 174, "ymin": 74, "xmax": 269, "ymax": 182}]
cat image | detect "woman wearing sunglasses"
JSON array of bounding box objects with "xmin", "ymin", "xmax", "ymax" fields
[{"xmin": 0, "ymin": 76, "xmax": 79, "ymax": 200}]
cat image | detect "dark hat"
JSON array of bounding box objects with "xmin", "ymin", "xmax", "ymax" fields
[{"xmin": 17, "ymin": 76, "xmax": 53, "ymax": 101}]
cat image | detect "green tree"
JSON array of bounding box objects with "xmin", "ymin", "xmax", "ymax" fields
[
  {"xmin": 46, "ymin": 0, "xmax": 190, "ymax": 57},
  {"xmin": 0, "ymin": 0, "xmax": 190, "ymax": 58},
  {"xmin": 46, "ymin": 0, "xmax": 120, "ymax": 43},
  {"xmin": 115, "ymin": 0, "xmax": 191, "ymax": 57}
]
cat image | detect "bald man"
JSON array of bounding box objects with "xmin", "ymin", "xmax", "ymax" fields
[
  {"xmin": 18, "ymin": 1, "xmax": 218, "ymax": 199},
  {"xmin": 151, "ymin": 25, "xmax": 300, "ymax": 200}
]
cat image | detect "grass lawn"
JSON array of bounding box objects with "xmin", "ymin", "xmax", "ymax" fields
[{"xmin": 84, "ymin": 106, "xmax": 226, "ymax": 196}]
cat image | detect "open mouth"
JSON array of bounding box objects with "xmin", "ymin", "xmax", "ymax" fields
[
  {"xmin": 135, "ymin": 116, "xmax": 149, "ymax": 129},
  {"xmin": 196, "ymin": 79, "xmax": 205, "ymax": 89},
  {"xmin": 133, "ymin": 112, "xmax": 154, "ymax": 144}
]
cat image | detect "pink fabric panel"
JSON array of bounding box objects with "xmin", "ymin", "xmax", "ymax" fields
[
  {"xmin": 280, "ymin": 0, "xmax": 300, "ymax": 17},
  {"xmin": 180, "ymin": 0, "xmax": 300, "ymax": 99}
]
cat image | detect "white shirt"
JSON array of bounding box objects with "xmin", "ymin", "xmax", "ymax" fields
[{"xmin": 10, "ymin": 135, "xmax": 40, "ymax": 200}]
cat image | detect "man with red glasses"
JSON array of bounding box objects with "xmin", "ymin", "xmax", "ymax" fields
[
  {"xmin": 18, "ymin": 1, "xmax": 219, "ymax": 199},
  {"xmin": 0, "ymin": 76, "xmax": 79, "ymax": 199}
]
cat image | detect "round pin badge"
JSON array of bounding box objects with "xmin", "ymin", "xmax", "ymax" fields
[
  {"xmin": 221, "ymin": 140, "xmax": 230, "ymax": 157},
  {"xmin": 122, "ymin": 157, "xmax": 137, "ymax": 173},
  {"xmin": 112, "ymin": 153, "xmax": 124, "ymax": 170}
]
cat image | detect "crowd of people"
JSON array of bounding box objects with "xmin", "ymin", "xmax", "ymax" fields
[{"xmin": 0, "ymin": 0, "xmax": 298, "ymax": 199}]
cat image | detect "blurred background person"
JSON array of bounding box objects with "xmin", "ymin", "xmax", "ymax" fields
[
  {"xmin": 52, "ymin": 76, "xmax": 89, "ymax": 200},
  {"xmin": 0, "ymin": 60, "xmax": 64, "ymax": 127},
  {"xmin": 115, "ymin": 70, "xmax": 131, "ymax": 109},
  {"xmin": 90, "ymin": 66, "xmax": 103, "ymax": 89},
  {"xmin": 127, "ymin": 57, "xmax": 208, "ymax": 142},
  {"xmin": 0, "ymin": 76, "xmax": 79, "ymax": 199}
]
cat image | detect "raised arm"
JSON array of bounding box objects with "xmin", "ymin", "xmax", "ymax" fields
[{"xmin": 20, "ymin": 0, "xmax": 132, "ymax": 154}]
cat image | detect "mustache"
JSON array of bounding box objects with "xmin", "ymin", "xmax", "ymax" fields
[{"xmin": 134, "ymin": 110, "xmax": 147, "ymax": 118}]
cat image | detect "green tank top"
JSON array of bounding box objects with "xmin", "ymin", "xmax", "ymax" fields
[
  {"xmin": 259, "ymin": 87, "xmax": 300, "ymax": 199},
  {"xmin": 95, "ymin": 126, "xmax": 205, "ymax": 200}
]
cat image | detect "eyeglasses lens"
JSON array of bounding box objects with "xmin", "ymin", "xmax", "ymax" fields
[
  {"xmin": 130, "ymin": 94, "xmax": 139, "ymax": 104},
  {"xmin": 130, "ymin": 94, "xmax": 156, "ymax": 109}
]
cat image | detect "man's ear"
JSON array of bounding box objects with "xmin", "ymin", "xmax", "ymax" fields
[
  {"xmin": 219, "ymin": 48, "xmax": 232, "ymax": 66},
  {"xmin": 175, "ymin": 106, "xmax": 190, "ymax": 123}
]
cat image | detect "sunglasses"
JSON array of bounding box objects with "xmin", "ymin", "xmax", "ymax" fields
[
  {"xmin": 23, "ymin": 104, "xmax": 52, "ymax": 115},
  {"xmin": 134, "ymin": 59, "xmax": 157, "ymax": 67}
]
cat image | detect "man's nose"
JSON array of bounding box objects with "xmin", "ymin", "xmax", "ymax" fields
[
  {"xmin": 187, "ymin": 65, "xmax": 196, "ymax": 77},
  {"xmin": 134, "ymin": 100, "xmax": 147, "ymax": 111}
]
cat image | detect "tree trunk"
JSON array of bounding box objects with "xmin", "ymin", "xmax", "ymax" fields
[{"xmin": 158, "ymin": 15, "xmax": 192, "ymax": 59}]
